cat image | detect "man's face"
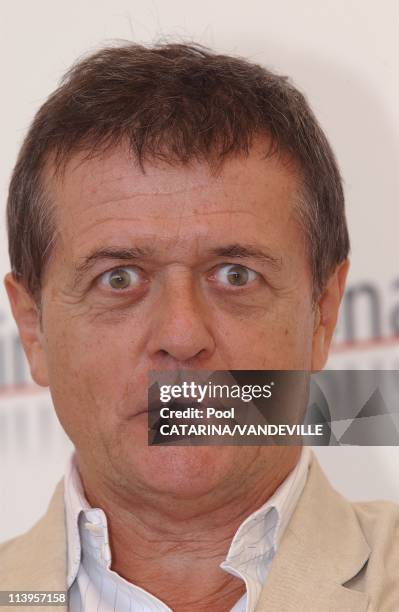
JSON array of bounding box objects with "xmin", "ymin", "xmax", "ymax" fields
[{"xmin": 7, "ymin": 141, "xmax": 343, "ymax": 500}]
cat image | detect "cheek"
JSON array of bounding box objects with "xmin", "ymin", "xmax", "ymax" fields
[
  {"xmin": 277, "ymin": 323, "xmax": 314, "ymax": 368},
  {"xmin": 213, "ymin": 297, "xmax": 315, "ymax": 369},
  {"xmin": 281, "ymin": 308, "xmax": 315, "ymax": 368},
  {"xmin": 43, "ymin": 316, "xmax": 140, "ymax": 436}
]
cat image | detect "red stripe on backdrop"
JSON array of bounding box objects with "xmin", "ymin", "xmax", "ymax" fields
[
  {"xmin": 331, "ymin": 335, "xmax": 399, "ymax": 353},
  {"xmin": 0, "ymin": 383, "xmax": 48, "ymax": 398}
]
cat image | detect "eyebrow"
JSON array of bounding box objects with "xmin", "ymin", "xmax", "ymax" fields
[
  {"xmin": 72, "ymin": 246, "xmax": 154, "ymax": 289},
  {"xmin": 71, "ymin": 242, "xmax": 282, "ymax": 289},
  {"xmin": 207, "ymin": 244, "xmax": 283, "ymax": 269}
]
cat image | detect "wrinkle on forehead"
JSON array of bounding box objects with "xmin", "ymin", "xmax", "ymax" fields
[
  {"xmin": 44, "ymin": 140, "xmax": 303, "ymax": 260},
  {"xmin": 48, "ymin": 137, "xmax": 299, "ymax": 202},
  {"xmin": 57, "ymin": 150, "xmax": 224, "ymax": 198}
]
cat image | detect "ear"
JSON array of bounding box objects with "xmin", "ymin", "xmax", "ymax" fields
[
  {"xmin": 311, "ymin": 259, "xmax": 349, "ymax": 371},
  {"xmin": 4, "ymin": 272, "xmax": 49, "ymax": 387}
]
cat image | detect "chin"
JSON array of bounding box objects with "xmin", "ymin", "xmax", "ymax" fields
[
  {"xmin": 108, "ymin": 417, "xmax": 258, "ymax": 500},
  {"xmin": 128, "ymin": 444, "xmax": 245, "ymax": 499}
]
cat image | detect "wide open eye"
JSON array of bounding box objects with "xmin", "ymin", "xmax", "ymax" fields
[
  {"xmin": 214, "ymin": 264, "xmax": 258, "ymax": 287},
  {"xmin": 98, "ymin": 267, "xmax": 141, "ymax": 290}
]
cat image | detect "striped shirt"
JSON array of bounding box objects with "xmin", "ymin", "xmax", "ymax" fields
[{"xmin": 65, "ymin": 448, "xmax": 310, "ymax": 611}]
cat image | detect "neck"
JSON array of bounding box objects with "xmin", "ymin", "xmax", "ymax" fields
[{"xmin": 76, "ymin": 447, "xmax": 301, "ymax": 610}]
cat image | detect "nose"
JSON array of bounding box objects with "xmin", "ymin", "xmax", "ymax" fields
[{"xmin": 147, "ymin": 272, "xmax": 216, "ymax": 366}]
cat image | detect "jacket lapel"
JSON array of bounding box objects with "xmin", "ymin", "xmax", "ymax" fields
[
  {"xmin": 0, "ymin": 479, "xmax": 67, "ymax": 595},
  {"xmin": 256, "ymin": 453, "xmax": 370, "ymax": 611}
]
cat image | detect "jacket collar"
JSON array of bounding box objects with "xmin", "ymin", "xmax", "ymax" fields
[
  {"xmin": 255, "ymin": 453, "xmax": 371, "ymax": 611},
  {"xmin": 0, "ymin": 479, "xmax": 67, "ymax": 592}
]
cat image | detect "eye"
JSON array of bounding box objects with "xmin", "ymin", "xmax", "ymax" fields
[
  {"xmin": 98, "ymin": 266, "xmax": 141, "ymax": 290},
  {"xmin": 214, "ymin": 264, "xmax": 258, "ymax": 287}
]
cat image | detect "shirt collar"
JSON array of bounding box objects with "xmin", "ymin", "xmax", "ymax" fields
[
  {"xmin": 64, "ymin": 454, "xmax": 91, "ymax": 588},
  {"xmin": 221, "ymin": 446, "xmax": 310, "ymax": 610},
  {"xmin": 64, "ymin": 447, "xmax": 310, "ymax": 590}
]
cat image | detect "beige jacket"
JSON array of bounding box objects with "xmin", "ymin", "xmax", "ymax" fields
[{"xmin": 1, "ymin": 453, "xmax": 399, "ymax": 611}]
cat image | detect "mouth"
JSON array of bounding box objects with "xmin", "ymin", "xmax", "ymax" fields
[{"xmin": 129, "ymin": 397, "xmax": 212, "ymax": 421}]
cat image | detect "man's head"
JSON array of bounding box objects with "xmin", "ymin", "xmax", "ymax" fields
[{"xmin": 5, "ymin": 43, "xmax": 349, "ymax": 504}]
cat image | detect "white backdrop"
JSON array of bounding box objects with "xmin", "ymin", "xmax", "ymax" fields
[{"xmin": 1, "ymin": 0, "xmax": 399, "ymax": 543}]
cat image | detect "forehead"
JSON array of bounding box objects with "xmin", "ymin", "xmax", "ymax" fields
[{"xmin": 47, "ymin": 141, "xmax": 303, "ymax": 254}]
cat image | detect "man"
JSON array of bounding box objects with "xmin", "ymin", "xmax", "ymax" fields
[{"xmin": 1, "ymin": 42, "xmax": 398, "ymax": 611}]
